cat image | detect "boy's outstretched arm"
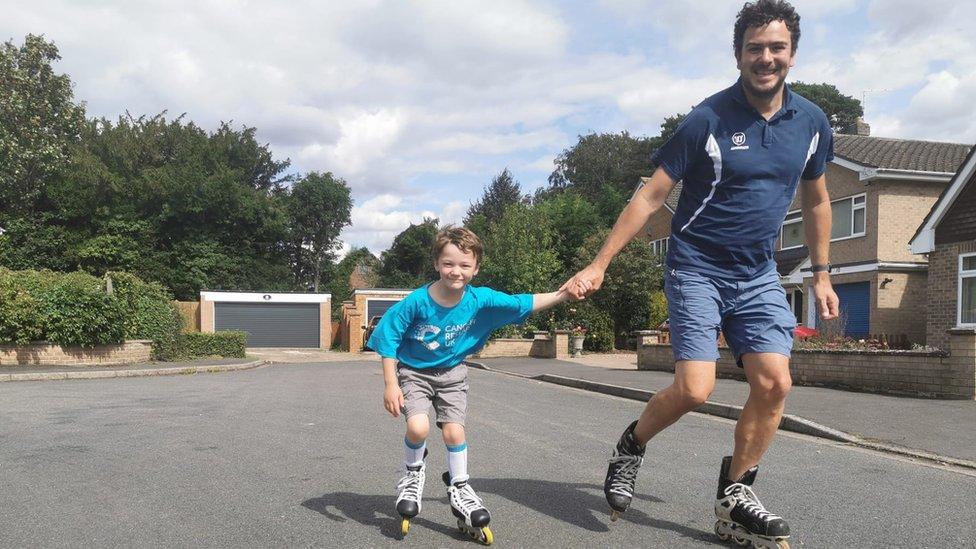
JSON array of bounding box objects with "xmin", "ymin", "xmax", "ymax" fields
[
  {"xmin": 382, "ymin": 356, "xmax": 404, "ymax": 418},
  {"xmin": 531, "ymin": 288, "xmax": 572, "ymax": 313}
]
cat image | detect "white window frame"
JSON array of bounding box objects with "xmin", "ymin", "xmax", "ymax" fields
[
  {"xmin": 780, "ymin": 210, "xmax": 804, "ymax": 250},
  {"xmin": 958, "ymin": 252, "xmax": 976, "ymax": 328},
  {"xmin": 650, "ymin": 237, "xmax": 669, "ymax": 257},
  {"xmin": 779, "ymin": 193, "xmax": 867, "ymax": 250},
  {"xmin": 786, "ymin": 288, "xmax": 804, "ymax": 326}
]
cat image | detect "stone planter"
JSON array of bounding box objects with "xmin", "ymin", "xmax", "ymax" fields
[{"xmin": 570, "ymin": 335, "xmax": 585, "ymax": 357}]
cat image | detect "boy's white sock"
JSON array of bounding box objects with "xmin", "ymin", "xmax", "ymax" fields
[
  {"xmin": 446, "ymin": 442, "xmax": 468, "ymax": 483},
  {"xmin": 404, "ymin": 437, "xmax": 426, "ymax": 467}
]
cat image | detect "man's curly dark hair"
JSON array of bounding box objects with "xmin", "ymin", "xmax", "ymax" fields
[{"xmin": 733, "ymin": 0, "xmax": 801, "ymax": 59}]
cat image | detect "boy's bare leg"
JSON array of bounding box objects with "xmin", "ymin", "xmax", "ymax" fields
[
  {"xmin": 441, "ymin": 422, "xmax": 465, "ymax": 446},
  {"xmin": 405, "ymin": 414, "xmax": 430, "ymax": 445},
  {"xmin": 728, "ymin": 353, "xmax": 792, "ymax": 480},
  {"xmin": 633, "ymin": 360, "xmax": 717, "ymax": 444}
]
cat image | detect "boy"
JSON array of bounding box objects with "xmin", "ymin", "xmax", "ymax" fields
[{"xmin": 367, "ymin": 226, "xmax": 571, "ymax": 543}]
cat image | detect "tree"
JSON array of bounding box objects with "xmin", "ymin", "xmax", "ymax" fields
[
  {"xmin": 791, "ymin": 82, "xmax": 863, "ymax": 133},
  {"xmin": 478, "ymin": 203, "xmax": 560, "ymax": 295},
  {"xmin": 464, "ymin": 168, "xmax": 525, "ymax": 227},
  {"xmin": 287, "ymin": 172, "xmax": 353, "ymax": 292},
  {"xmin": 0, "ymin": 35, "xmax": 86, "ymax": 222},
  {"xmin": 534, "ymin": 190, "xmax": 601, "ymax": 275},
  {"xmin": 658, "ymin": 113, "xmax": 688, "ymax": 144},
  {"xmin": 378, "ymin": 218, "xmax": 440, "ymax": 288},
  {"xmin": 548, "ymin": 132, "xmax": 656, "ymax": 225},
  {"xmin": 573, "ymin": 228, "xmax": 663, "ymax": 347}
]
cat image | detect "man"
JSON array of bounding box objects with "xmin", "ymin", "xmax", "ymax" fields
[{"xmin": 562, "ymin": 1, "xmax": 839, "ymax": 547}]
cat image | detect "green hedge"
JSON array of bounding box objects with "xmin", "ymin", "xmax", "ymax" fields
[
  {"xmin": 0, "ymin": 268, "xmax": 126, "ymax": 347},
  {"xmin": 178, "ymin": 331, "xmax": 247, "ymax": 359},
  {"xmin": 106, "ymin": 271, "xmax": 184, "ymax": 360}
]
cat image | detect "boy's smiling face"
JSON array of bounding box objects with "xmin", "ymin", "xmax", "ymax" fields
[{"xmin": 435, "ymin": 243, "xmax": 479, "ymax": 291}]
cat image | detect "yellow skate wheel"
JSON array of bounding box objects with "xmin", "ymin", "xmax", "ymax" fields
[
  {"xmin": 776, "ymin": 541, "xmax": 790, "ymax": 549},
  {"xmin": 714, "ymin": 521, "xmax": 730, "ymax": 541},
  {"xmin": 481, "ymin": 526, "xmax": 493, "ymax": 545},
  {"xmin": 400, "ymin": 518, "xmax": 410, "ymax": 536},
  {"xmin": 609, "ymin": 510, "xmax": 621, "ymax": 522}
]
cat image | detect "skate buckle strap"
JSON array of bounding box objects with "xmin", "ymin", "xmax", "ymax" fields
[
  {"xmin": 451, "ymin": 483, "xmax": 485, "ymax": 515},
  {"xmin": 607, "ymin": 454, "xmax": 642, "ymax": 496},
  {"xmin": 396, "ymin": 469, "xmax": 425, "ymax": 503},
  {"xmin": 724, "ymin": 483, "xmax": 781, "ymax": 523}
]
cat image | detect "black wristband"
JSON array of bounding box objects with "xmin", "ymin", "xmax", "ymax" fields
[{"xmin": 810, "ymin": 263, "xmax": 832, "ymax": 273}]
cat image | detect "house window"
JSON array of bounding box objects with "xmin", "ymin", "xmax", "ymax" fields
[
  {"xmin": 960, "ymin": 253, "xmax": 976, "ymax": 326},
  {"xmin": 779, "ymin": 193, "xmax": 866, "ymax": 249},
  {"xmin": 780, "ymin": 211, "xmax": 804, "ymax": 250},
  {"xmin": 786, "ymin": 289, "xmax": 804, "ymax": 325},
  {"xmin": 650, "ymin": 237, "xmax": 669, "ymax": 257},
  {"xmin": 831, "ymin": 194, "xmax": 866, "ymax": 240}
]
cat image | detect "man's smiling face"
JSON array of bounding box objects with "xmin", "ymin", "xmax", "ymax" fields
[{"xmin": 736, "ymin": 19, "xmax": 795, "ymax": 100}]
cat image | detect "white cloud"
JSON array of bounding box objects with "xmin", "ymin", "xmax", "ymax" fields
[{"xmin": 3, "ymin": 0, "xmax": 975, "ymax": 255}]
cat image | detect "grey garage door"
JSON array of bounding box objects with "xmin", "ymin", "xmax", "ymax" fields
[
  {"xmin": 215, "ymin": 302, "xmax": 320, "ymax": 347},
  {"xmin": 367, "ymin": 299, "xmax": 400, "ymax": 320}
]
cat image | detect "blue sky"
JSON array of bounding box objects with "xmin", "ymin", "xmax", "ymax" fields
[{"xmin": 3, "ymin": 0, "xmax": 974, "ymax": 255}]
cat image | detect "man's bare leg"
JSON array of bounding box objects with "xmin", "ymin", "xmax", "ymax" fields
[
  {"xmin": 728, "ymin": 352, "xmax": 792, "ymax": 480},
  {"xmin": 634, "ymin": 360, "xmax": 717, "ymax": 444}
]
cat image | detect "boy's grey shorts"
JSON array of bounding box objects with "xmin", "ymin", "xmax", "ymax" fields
[{"xmin": 397, "ymin": 363, "xmax": 468, "ymax": 428}]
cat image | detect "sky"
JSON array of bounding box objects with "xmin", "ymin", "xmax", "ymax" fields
[{"xmin": 4, "ymin": 0, "xmax": 975, "ymax": 256}]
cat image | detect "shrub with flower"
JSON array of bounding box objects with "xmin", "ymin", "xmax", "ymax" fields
[{"xmin": 572, "ymin": 325, "xmax": 587, "ymax": 337}]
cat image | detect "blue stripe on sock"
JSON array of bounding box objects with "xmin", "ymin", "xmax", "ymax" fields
[
  {"xmin": 404, "ymin": 437, "xmax": 426, "ymax": 450},
  {"xmin": 446, "ymin": 442, "xmax": 467, "ymax": 453}
]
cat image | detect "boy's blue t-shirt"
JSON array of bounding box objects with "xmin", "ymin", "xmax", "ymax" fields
[
  {"xmin": 651, "ymin": 79, "xmax": 834, "ymax": 279},
  {"xmin": 367, "ymin": 284, "xmax": 533, "ymax": 369}
]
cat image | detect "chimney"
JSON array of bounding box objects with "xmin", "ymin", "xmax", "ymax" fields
[{"xmin": 844, "ymin": 117, "xmax": 871, "ymax": 136}]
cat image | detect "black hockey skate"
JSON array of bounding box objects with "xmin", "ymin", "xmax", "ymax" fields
[
  {"xmin": 442, "ymin": 471, "xmax": 493, "ymax": 545},
  {"xmin": 714, "ymin": 456, "xmax": 791, "ymax": 548},
  {"xmin": 603, "ymin": 420, "xmax": 645, "ymax": 521},
  {"xmin": 395, "ymin": 452, "xmax": 427, "ymax": 537}
]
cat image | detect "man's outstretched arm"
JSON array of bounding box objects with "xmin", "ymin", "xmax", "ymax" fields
[{"xmin": 560, "ymin": 167, "xmax": 676, "ymax": 298}]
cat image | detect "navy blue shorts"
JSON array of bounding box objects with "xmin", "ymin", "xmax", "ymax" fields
[{"xmin": 664, "ymin": 266, "xmax": 796, "ymax": 367}]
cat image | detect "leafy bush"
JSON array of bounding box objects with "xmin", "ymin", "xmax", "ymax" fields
[
  {"xmin": 648, "ymin": 290, "xmax": 668, "ymax": 331},
  {"xmin": 0, "ymin": 268, "xmax": 48, "ymax": 344},
  {"xmin": 570, "ymin": 302, "xmax": 614, "ymax": 352},
  {"xmin": 107, "ymin": 272, "xmax": 184, "ymax": 360},
  {"xmin": 178, "ymin": 331, "xmax": 247, "ymax": 359},
  {"xmin": 38, "ymin": 271, "xmax": 126, "ymax": 346}
]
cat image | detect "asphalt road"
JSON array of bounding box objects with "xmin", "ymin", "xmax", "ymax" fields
[{"xmin": 1, "ymin": 361, "xmax": 973, "ymax": 547}]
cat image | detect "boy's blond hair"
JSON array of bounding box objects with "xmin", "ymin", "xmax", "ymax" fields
[{"xmin": 432, "ymin": 226, "xmax": 484, "ymax": 266}]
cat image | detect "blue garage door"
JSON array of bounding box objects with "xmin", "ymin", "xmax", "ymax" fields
[{"xmin": 829, "ymin": 282, "xmax": 870, "ymax": 337}]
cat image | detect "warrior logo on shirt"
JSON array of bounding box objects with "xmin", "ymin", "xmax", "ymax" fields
[{"xmin": 731, "ymin": 132, "xmax": 748, "ymax": 150}]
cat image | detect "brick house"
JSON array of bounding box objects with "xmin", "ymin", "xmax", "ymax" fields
[
  {"xmin": 642, "ymin": 128, "xmax": 972, "ymax": 344},
  {"xmin": 910, "ymin": 146, "xmax": 976, "ymax": 350}
]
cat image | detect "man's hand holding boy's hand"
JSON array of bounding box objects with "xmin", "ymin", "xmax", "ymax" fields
[
  {"xmin": 384, "ymin": 384, "xmax": 404, "ymax": 417},
  {"xmin": 560, "ymin": 263, "xmax": 604, "ymax": 300}
]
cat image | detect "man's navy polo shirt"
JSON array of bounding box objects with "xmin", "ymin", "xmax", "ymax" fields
[{"xmin": 651, "ymin": 79, "xmax": 834, "ymax": 280}]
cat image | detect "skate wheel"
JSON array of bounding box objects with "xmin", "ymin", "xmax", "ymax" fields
[
  {"xmin": 609, "ymin": 509, "xmax": 621, "ymax": 522},
  {"xmin": 480, "ymin": 526, "xmax": 493, "ymax": 545},
  {"xmin": 776, "ymin": 541, "xmax": 790, "ymax": 549},
  {"xmin": 400, "ymin": 518, "xmax": 409, "ymax": 536},
  {"xmin": 714, "ymin": 521, "xmax": 730, "ymax": 541},
  {"xmin": 732, "ymin": 532, "xmax": 750, "ymax": 546}
]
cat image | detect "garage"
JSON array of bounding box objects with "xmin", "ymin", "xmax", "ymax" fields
[
  {"xmin": 831, "ymin": 282, "xmax": 871, "ymax": 337},
  {"xmin": 201, "ymin": 292, "xmax": 332, "ymax": 349},
  {"xmin": 367, "ymin": 299, "xmax": 400, "ymax": 320}
]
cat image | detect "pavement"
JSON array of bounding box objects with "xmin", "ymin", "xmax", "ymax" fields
[
  {"xmin": 471, "ymin": 354, "xmax": 976, "ymax": 468},
  {"xmin": 2, "ymin": 361, "xmax": 973, "ymax": 547},
  {"xmin": 5, "ymin": 349, "xmax": 974, "ymax": 468}
]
